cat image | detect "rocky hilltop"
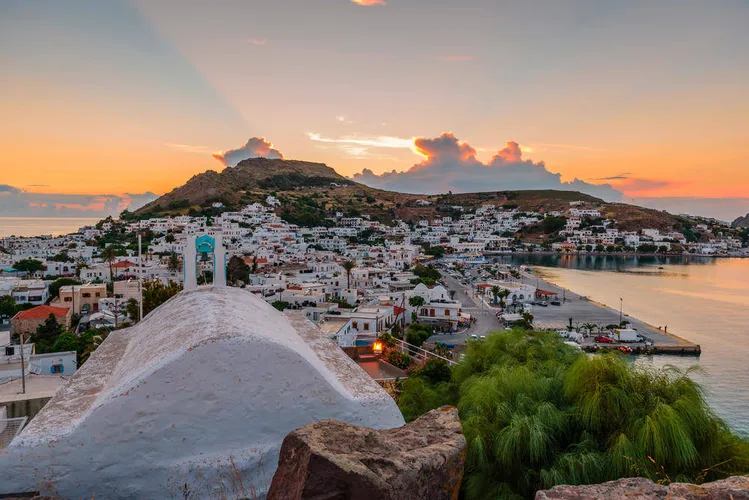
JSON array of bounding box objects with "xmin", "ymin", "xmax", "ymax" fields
[
  {"xmin": 733, "ymin": 213, "xmax": 749, "ymax": 228},
  {"xmin": 135, "ymin": 157, "xmax": 689, "ymax": 232}
]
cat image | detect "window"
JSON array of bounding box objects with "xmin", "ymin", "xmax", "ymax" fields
[
  {"xmin": 51, "ymin": 364, "xmax": 64, "ymax": 374},
  {"xmin": 352, "ymin": 321, "xmax": 358, "ymax": 329},
  {"xmin": 64, "ymin": 297, "xmax": 72, "ymax": 302},
  {"xmin": 82, "ymin": 293, "xmax": 91, "ymax": 298},
  {"xmin": 430, "ymin": 309, "xmax": 435, "ymax": 317},
  {"xmin": 445, "ymin": 309, "xmax": 450, "ymax": 316},
  {"xmin": 95, "ymin": 292, "xmax": 101, "ymax": 297},
  {"xmin": 364, "ymin": 323, "xmax": 370, "ymax": 330}
]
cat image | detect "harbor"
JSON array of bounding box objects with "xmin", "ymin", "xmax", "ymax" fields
[
  {"xmin": 519, "ymin": 269, "xmax": 701, "ymax": 355},
  {"xmin": 432, "ymin": 261, "xmax": 701, "ymax": 357}
]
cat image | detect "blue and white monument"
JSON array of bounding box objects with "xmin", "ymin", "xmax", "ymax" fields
[{"xmin": 183, "ymin": 233, "xmax": 227, "ymax": 290}]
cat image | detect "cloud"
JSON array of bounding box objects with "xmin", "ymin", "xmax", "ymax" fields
[
  {"xmin": 212, "ymin": 137, "xmax": 283, "ymax": 167},
  {"xmin": 350, "ymin": 0, "xmax": 386, "ymax": 5},
  {"xmin": 613, "ymin": 178, "xmax": 676, "ymax": 196},
  {"xmin": 247, "ymin": 39, "xmax": 266, "ymax": 45},
  {"xmin": 0, "ymin": 186, "xmax": 158, "ymax": 218},
  {"xmin": 352, "ymin": 133, "xmax": 622, "ymax": 201},
  {"xmin": 592, "ymin": 173, "xmax": 632, "ymax": 181},
  {"xmin": 0, "ymin": 184, "xmax": 22, "ymax": 195},
  {"xmin": 308, "ymin": 132, "xmax": 414, "ymax": 150},
  {"xmin": 439, "ymin": 56, "xmax": 475, "ymax": 61}
]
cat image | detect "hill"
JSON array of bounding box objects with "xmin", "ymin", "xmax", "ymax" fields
[
  {"xmin": 733, "ymin": 214, "xmax": 749, "ymax": 228},
  {"xmin": 134, "ymin": 158, "xmax": 688, "ymax": 232}
]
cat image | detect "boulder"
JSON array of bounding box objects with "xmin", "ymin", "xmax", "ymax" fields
[
  {"xmin": 536, "ymin": 475, "xmax": 749, "ymax": 499},
  {"xmin": 268, "ymin": 406, "xmax": 466, "ymax": 500}
]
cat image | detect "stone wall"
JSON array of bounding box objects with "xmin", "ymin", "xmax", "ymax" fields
[{"xmin": 536, "ymin": 475, "xmax": 749, "ymax": 499}]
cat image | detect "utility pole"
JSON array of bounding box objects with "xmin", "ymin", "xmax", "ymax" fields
[
  {"xmin": 19, "ymin": 332, "xmax": 26, "ymax": 394},
  {"xmin": 619, "ymin": 297, "xmax": 623, "ymax": 326},
  {"xmin": 138, "ymin": 232, "xmax": 143, "ymax": 322}
]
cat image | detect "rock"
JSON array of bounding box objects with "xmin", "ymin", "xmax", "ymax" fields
[
  {"xmin": 536, "ymin": 475, "xmax": 749, "ymax": 499},
  {"xmin": 267, "ymin": 406, "xmax": 466, "ymax": 500}
]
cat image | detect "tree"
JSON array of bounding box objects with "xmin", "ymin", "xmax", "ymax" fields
[
  {"xmin": 52, "ymin": 332, "xmax": 80, "ymax": 353},
  {"xmin": 342, "ymin": 260, "xmax": 355, "ymax": 290},
  {"xmin": 32, "ymin": 314, "xmax": 65, "ymax": 353},
  {"xmin": 405, "ymin": 323, "xmax": 433, "ymax": 348},
  {"xmin": 100, "ymin": 247, "xmax": 118, "ymax": 283},
  {"xmin": 498, "ymin": 289, "xmax": 511, "ymax": 309},
  {"xmin": 48, "ymin": 278, "xmax": 81, "ymax": 300},
  {"xmin": 582, "ymin": 322, "xmax": 598, "ymax": 335},
  {"xmin": 226, "ymin": 255, "xmax": 250, "ymax": 285},
  {"xmin": 13, "ymin": 259, "xmax": 44, "ymax": 275},
  {"xmin": 141, "ymin": 281, "xmax": 182, "ymax": 317},
  {"xmin": 408, "ymin": 295, "xmax": 425, "ymax": 310},
  {"xmin": 165, "ymin": 232, "xmax": 175, "ymax": 243},
  {"xmin": 0, "ymin": 295, "xmax": 18, "ymax": 320},
  {"xmin": 126, "ymin": 297, "xmax": 140, "ymax": 322},
  {"xmin": 74, "ymin": 257, "xmax": 88, "ymax": 278},
  {"xmin": 491, "ymin": 285, "xmax": 501, "ymax": 305},
  {"xmin": 398, "ymin": 329, "xmax": 749, "ymax": 499},
  {"xmin": 167, "ymin": 252, "xmax": 182, "ymax": 275},
  {"xmin": 272, "ymin": 300, "xmax": 292, "ymax": 311}
]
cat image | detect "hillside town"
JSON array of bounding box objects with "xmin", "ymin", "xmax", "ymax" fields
[
  {"xmin": 0, "ymin": 198, "xmax": 741, "ymax": 390},
  {"xmin": 2, "ymin": 198, "xmax": 748, "ymax": 330}
]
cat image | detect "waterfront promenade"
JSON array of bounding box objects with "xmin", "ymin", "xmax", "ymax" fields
[{"xmin": 519, "ymin": 270, "xmax": 699, "ymax": 351}]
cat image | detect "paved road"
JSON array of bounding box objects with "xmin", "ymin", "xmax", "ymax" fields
[{"xmin": 428, "ymin": 273, "xmax": 504, "ymax": 345}]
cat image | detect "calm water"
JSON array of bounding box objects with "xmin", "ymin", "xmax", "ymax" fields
[
  {"xmin": 0, "ymin": 217, "xmax": 99, "ymax": 237},
  {"xmin": 496, "ymin": 254, "xmax": 749, "ymax": 435}
]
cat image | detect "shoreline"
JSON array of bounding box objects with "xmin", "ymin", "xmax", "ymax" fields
[
  {"xmin": 524, "ymin": 268, "xmax": 699, "ymax": 350},
  {"xmin": 484, "ymin": 250, "xmax": 747, "ymax": 259}
]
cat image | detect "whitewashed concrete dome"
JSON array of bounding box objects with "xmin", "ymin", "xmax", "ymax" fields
[{"xmin": 0, "ymin": 287, "xmax": 404, "ymax": 498}]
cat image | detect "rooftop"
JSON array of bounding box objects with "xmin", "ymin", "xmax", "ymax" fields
[{"xmin": 12, "ymin": 305, "xmax": 70, "ymax": 320}]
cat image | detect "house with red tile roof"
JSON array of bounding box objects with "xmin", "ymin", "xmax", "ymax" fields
[{"xmin": 11, "ymin": 304, "xmax": 72, "ymax": 336}]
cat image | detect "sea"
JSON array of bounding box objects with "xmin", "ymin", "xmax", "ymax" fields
[
  {"xmin": 495, "ymin": 254, "xmax": 749, "ymax": 435},
  {"xmin": 0, "ymin": 217, "xmax": 100, "ymax": 238}
]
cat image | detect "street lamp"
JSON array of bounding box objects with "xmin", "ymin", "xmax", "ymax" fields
[{"xmin": 619, "ymin": 298, "xmax": 623, "ymax": 326}]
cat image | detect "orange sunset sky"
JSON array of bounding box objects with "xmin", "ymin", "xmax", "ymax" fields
[{"xmin": 1, "ymin": 1, "xmax": 748, "ymax": 219}]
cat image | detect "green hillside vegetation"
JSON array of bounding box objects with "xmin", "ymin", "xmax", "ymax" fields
[{"xmin": 398, "ymin": 330, "xmax": 749, "ymax": 499}]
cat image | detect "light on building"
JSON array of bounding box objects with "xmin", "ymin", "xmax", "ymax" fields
[{"xmin": 372, "ymin": 341, "xmax": 383, "ymax": 354}]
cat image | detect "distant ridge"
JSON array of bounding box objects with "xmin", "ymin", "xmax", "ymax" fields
[{"xmin": 135, "ymin": 157, "xmax": 688, "ymax": 232}]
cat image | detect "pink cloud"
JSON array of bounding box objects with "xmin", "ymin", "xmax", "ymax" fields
[
  {"xmin": 212, "ymin": 137, "xmax": 283, "ymax": 167},
  {"xmin": 350, "ymin": 0, "xmax": 386, "ymax": 5}
]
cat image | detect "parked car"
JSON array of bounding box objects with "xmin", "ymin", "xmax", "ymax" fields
[
  {"xmin": 594, "ymin": 335, "xmax": 613, "ymax": 343},
  {"xmin": 550, "ymin": 300, "xmax": 561, "ymax": 306}
]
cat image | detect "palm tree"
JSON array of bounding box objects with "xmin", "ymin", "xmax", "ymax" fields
[
  {"xmin": 491, "ymin": 285, "xmax": 501, "ymax": 305},
  {"xmin": 582, "ymin": 322, "xmax": 598, "ymax": 336},
  {"xmin": 167, "ymin": 252, "xmax": 182, "ymax": 276},
  {"xmin": 498, "ymin": 289, "xmax": 511, "ymax": 309},
  {"xmin": 101, "ymin": 247, "xmax": 118, "ymax": 284},
  {"xmin": 74, "ymin": 257, "xmax": 88, "ymax": 279},
  {"xmin": 342, "ymin": 260, "xmax": 355, "ymax": 290}
]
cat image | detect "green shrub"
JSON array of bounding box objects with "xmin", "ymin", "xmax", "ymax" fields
[{"xmin": 399, "ymin": 329, "xmax": 749, "ymax": 499}]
